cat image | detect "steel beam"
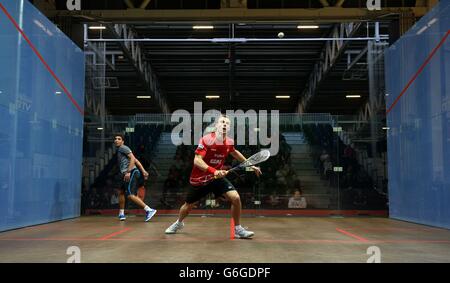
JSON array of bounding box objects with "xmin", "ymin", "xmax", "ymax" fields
[
  {"xmin": 85, "ymin": 36, "xmax": 388, "ymax": 43},
  {"xmin": 44, "ymin": 7, "xmax": 429, "ymax": 23},
  {"xmin": 108, "ymin": 24, "xmax": 170, "ymax": 113}
]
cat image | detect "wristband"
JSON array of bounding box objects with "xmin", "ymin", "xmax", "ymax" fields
[{"xmin": 207, "ymin": 166, "xmax": 217, "ymax": 174}]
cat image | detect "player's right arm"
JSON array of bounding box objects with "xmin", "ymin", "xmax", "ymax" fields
[{"xmin": 194, "ymin": 154, "xmax": 227, "ymax": 178}]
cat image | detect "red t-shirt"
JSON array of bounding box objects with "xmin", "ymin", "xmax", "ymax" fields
[{"xmin": 189, "ymin": 132, "xmax": 236, "ymax": 186}]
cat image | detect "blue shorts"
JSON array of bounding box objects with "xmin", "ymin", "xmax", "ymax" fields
[{"xmin": 120, "ymin": 168, "xmax": 145, "ymax": 196}]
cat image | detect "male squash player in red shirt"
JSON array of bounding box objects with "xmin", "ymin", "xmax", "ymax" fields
[{"xmin": 165, "ymin": 115, "xmax": 262, "ymax": 239}]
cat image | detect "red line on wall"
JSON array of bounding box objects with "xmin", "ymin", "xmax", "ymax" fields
[
  {"xmin": 0, "ymin": 2, "xmax": 84, "ymax": 116},
  {"xmin": 386, "ymin": 30, "xmax": 450, "ymax": 114}
]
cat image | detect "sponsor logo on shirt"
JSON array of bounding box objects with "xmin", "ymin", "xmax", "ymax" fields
[{"xmin": 209, "ymin": 159, "xmax": 221, "ymax": 165}]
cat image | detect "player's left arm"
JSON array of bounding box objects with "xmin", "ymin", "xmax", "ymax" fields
[
  {"xmin": 127, "ymin": 152, "xmax": 149, "ymax": 180},
  {"xmin": 135, "ymin": 158, "xmax": 149, "ymax": 180},
  {"xmin": 230, "ymin": 150, "xmax": 262, "ymax": 176}
]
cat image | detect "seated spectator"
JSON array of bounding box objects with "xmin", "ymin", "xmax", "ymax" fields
[
  {"xmin": 320, "ymin": 149, "xmax": 329, "ymax": 160},
  {"xmin": 344, "ymin": 143, "xmax": 356, "ymax": 160},
  {"xmin": 288, "ymin": 189, "xmax": 307, "ymax": 209},
  {"xmin": 276, "ymin": 164, "xmax": 289, "ymax": 188},
  {"xmin": 343, "ymin": 143, "xmax": 357, "ymax": 168},
  {"xmin": 322, "ymin": 156, "xmax": 333, "ymax": 179},
  {"xmin": 266, "ymin": 191, "xmax": 281, "ymax": 208}
]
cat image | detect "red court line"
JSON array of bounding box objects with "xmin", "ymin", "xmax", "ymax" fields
[
  {"xmin": 336, "ymin": 228, "xmax": 369, "ymax": 243},
  {"xmin": 0, "ymin": 237, "xmax": 101, "ymax": 241},
  {"xmin": 342, "ymin": 227, "xmax": 441, "ymax": 232},
  {"xmin": 230, "ymin": 218, "xmax": 235, "ymax": 240},
  {"xmin": 386, "ymin": 30, "xmax": 450, "ymax": 114},
  {"xmin": 1, "ymin": 237, "xmax": 449, "ymax": 244},
  {"xmin": 0, "ymin": 2, "xmax": 84, "ymax": 116},
  {"xmin": 372, "ymin": 240, "xmax": 450, "ymax": 244},
  {"xmin": 99, "ymin": 227, "xmax": 132, "ymax": 240}
]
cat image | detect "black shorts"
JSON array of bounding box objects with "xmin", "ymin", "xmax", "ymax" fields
[
  {"xmin": 185, "ymin": 178, "xmax": 236, "ymax": 204},
  {"xmin": 120, "ymin": 168, "xmax": 145, "ymax": 196}
]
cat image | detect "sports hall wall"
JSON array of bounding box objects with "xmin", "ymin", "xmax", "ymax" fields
[
  {"xmin": 385, "ymin": 0, "xmax": 450, "ymax": 229},
  {"xmin": 0, "ymin": 0, "xmax": 85, "ymax": 231}
]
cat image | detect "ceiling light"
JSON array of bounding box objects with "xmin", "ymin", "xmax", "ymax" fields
[
  {"xmin": 137, "ymin": 96, "xmax": 151, "ymax": 99},
  {"xmin": 205, "ymin": 95, "xmax": 220, "ymax": 99},
  {"xmin": 276, "ymin": 96, "xmax": 291, "ymax": 99},
  {"xmin": 89, "ymin": 26, "xmax": 106, "ymax": 30},
  {"xmin": 346, "ymin": 95, "xmax": 361, "ymax": 98},
  {"xmin": 297, "ymin": 25, "xmax": 319, "ymax": 29},
  {"xmin": 97, "ymin": 127, "xmax": 103, "ymax": 130},
  {"xmin": 193, "ymin": 25, "xmax": 214, "ymax": 30}
]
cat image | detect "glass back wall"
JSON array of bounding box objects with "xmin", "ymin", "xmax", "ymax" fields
[{"xmin": 82, "ymin": 114, "xmax": 388, "ymax": 215}]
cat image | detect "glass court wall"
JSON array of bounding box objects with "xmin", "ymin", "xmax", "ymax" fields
[{"xmin": 0, "ymin": 0, "xmax": 85, "ymax": 231}]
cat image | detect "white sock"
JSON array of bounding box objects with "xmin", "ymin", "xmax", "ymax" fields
[
  {"xmin": 176, "ymin": 219, "xmax": 182, "ymax": 224},
  {"xmin": 144, "ymin": 205, "xmax": 151, "ymax": 212},
  {"xmin": 119, "ymin": 209, "xmax": 125, "ymax": 215},
  {"xmin": 235, "ymin": 225, "xmax": 243, "ymax": 231}
]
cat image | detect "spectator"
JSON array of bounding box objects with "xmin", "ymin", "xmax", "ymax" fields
[
  {"xmin": 288, "ymin": 189, "xmax": 307, "ymax": 209},
  {"xmin": 344, "ymin": 143, "xmax": 356, "ymax": 160},
  {"xmin": 266, "ymin": 191, "xmax": 281, "ymax": 208},
  {"xmin": 322, "ymin": 156, "xmax": 333, "ymax": 179},
  {"xmin": 343, "ymin": 143, "xmax": 357, "ymax": 168},
  {"xmin": 320, "ymin": 150, "xmax": 329, "ymax": 163},
  {"xmin": 276, "ymin": 164, "xmax": 290, "ymax": 188}
]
